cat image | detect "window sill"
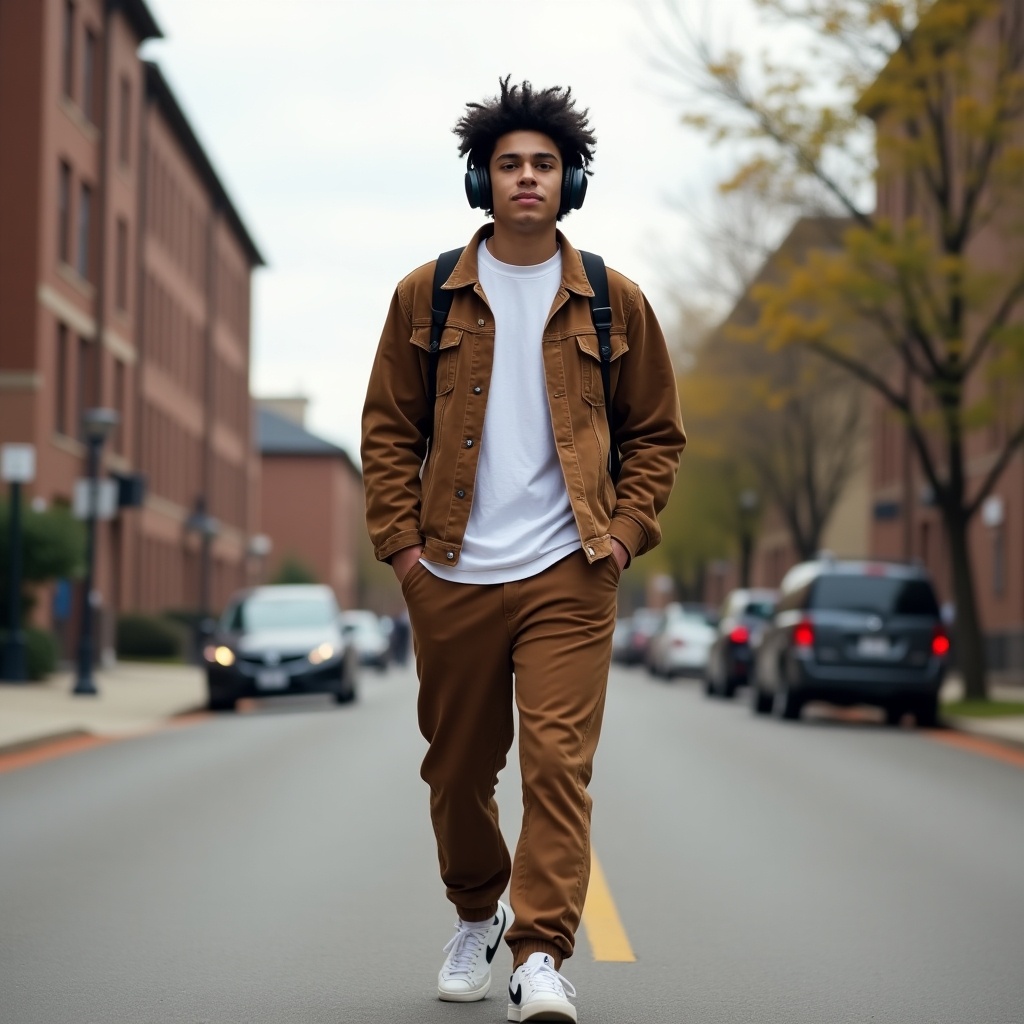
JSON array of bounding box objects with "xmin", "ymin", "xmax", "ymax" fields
[
  {"xmin": 56, "ymin": 262, "xmax": 96, "ymax": 301},
  {"xmin": 59, "ymin": 97, "xmax": 99, "ymax": 143}
]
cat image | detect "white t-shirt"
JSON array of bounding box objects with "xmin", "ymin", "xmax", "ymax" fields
[{"xmin": 424, "ymin": 240, "xmax": 580, "ymax": 585}]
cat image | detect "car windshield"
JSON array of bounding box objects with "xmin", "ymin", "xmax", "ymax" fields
[
  {"xmin": 810, "ymin": 575, "xmax": 939, "ymax": 616},
  {"xmin": 226, "ymin": 596, "xmax": 336, "ymax": 631},
  {"xmin": 743, "ymin": 600, "xmax": 775, "ymax": 619}
]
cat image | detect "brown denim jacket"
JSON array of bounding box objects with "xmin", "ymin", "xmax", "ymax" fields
[{"xmin": 361, "ymin": 225, "xmax": 686, "ymax": 569}]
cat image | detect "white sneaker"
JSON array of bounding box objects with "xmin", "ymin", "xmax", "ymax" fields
[
  {"xmin": 507, "ymin": 951, "xmax": 577, "ymax": 1022},
  {"xmin": 437, "ymin": 901, "xmax": 513, "ymax": 1002}
]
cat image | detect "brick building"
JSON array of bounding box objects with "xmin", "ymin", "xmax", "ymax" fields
[
  {"xmin": 256, "ymin": 399, "xmax": 363, "ymax": 612},
  {"xmin": 0, "ymin": 0, "xmax": 263, "ymax": 656},
  {"xmin": 865, "ymin": 0, "xmax": 1024, "ymax": 675}
]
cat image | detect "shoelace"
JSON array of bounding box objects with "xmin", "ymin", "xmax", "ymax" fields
[
  {"xmin": 525, "ymin": 958, "xmax": 576, "ymax": 999},
  {"xmin": 441, "ymin": 921, "xmax": 489, "ymax": 978}
]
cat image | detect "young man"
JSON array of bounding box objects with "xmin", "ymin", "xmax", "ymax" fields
[{"xmin": 361, "ymin": 78, "xmax": 685, "ymax": 1022}]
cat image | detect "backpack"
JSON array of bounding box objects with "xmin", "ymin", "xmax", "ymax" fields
[{"xmin": 428, "ymin": 247, "xmax": 620, "ymax": 481}]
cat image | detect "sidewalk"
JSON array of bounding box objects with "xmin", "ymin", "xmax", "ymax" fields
[
  {"xmin": 938, "ymin": 673, "xmax": 1024, "ymax": 750},
  {"xmin": 0, "ymin": 661, "xmax": 205, "ymax": 753}
]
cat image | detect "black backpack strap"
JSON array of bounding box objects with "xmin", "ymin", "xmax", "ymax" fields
[
  {"xmin": 428, "ymin": 248, "xmax": 464, "ymax": 434},
  {"xmin": 580, "ymin": 250, "xmax": 619, "ymax": 482}
]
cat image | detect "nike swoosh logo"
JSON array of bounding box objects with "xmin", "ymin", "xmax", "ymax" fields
[
  {"xmin": 486, "ymin": 906, "xmax": 507, "ymax": 963},
  {"xmin": 508, "ymin": 983, "xmax": 522, "ymax": 1005}
]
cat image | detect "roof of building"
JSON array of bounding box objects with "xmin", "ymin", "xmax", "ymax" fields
[
  {"xmin": 257, "ymin": 407, "xmax": 360, "ymax": 475},
  {"xmin": 112, "ymin": 0, "xmax": 163, "ymax": 42},
  {"xmin": 143, "ymin": 62, "xmax": 266, "ymax": 267}
]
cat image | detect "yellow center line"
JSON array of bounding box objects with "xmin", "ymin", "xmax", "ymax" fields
[{"xmin": 581, "ymin": 849, "xmax": 636, "ymax": 962}]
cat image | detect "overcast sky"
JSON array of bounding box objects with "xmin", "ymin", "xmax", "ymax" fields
[{"xmin": 141, "ymin": 0, "xmax": 761, "ymax": 459}]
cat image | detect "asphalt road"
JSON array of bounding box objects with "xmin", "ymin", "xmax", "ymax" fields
[{"xmin": 1, "ymin": 663, "xmax": 1022, "ymax": 1024}]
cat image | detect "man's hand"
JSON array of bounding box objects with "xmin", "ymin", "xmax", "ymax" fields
[
  {"xmin": 392, "ymin": 545, "xmax": 424, "ymax": 584},
  {"xmin": 611, "ymin": 538, "xmax": 629, "ymax": 573}
]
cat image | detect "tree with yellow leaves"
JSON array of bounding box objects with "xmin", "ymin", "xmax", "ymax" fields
[{"xmin": 651, "ymin": 0, "xmax": 1024, "ymax": 699}]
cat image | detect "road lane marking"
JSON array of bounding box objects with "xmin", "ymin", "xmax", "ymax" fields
[
  {"xmin": 582, "ymin": 850, "xmax": 636, "ymax": 962},
  {"xmin": 927, "ymin": 729, "xmax": 1024, "ymax": 770}
]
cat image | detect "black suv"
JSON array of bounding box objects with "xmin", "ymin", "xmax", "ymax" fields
[{"xmin": 750, "ymin": 558, "xmax": 950, "ymax": 726}]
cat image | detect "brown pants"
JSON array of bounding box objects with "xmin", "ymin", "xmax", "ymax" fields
[{"xmin": 401, "ymin": 549, "xmax": 620, "ymax": 968}]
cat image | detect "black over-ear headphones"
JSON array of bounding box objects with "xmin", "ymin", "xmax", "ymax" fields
[{"xmin": 465, "ymin": 157, "xmax": 588, "ymax": 217}]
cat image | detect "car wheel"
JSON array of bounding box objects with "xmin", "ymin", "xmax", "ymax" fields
[
  {"xmin": 721, "ymin": 678, "xmax": 736, "ymax": 700},
  {"xmin": 751, "ymin": 685, "xmax": 773, "ymax": 715},
  {"xmin": 913, "ymin": 696, "xmax": 939, "ymax": 728},
  {"xmin": 884, "ymin": 703, "xmax": 906, "ymax": 726},
  {"xmin": 333, "ymin": 684, "xmax": 357, "ymax": 704},
  {"xmin": 207, "ymin": 693, "xmax": 236, "ymax": 712},
  {"xmin": 773, "ymin": 685, "xmax": 802, "ymax": 721},
  {"xmin": 704, "ymin": 674, "xmax": 716, "ymax": 697}
]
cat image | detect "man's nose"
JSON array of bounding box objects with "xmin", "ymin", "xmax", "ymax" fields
[{"xmin": 518, "ymin": 165, "xmax": 537, "ymax": 183}]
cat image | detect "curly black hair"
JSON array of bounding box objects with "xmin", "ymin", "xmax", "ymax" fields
[{"xmin": 453, "ymin": 75, "xmax": 597, "ymax": 178}]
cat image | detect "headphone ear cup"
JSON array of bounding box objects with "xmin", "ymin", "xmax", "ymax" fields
[
  {"xmin": 465, "ymin": 165, "xmax": 491, "ymax": 210},
  {"xmin": 560, "ymin": 164, "xmax": 588, "ymax": 216}
]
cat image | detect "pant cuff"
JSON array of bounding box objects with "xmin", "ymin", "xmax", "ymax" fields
[
  {"xmin": 456, "ymin": 902, "xmax": 498, "ymax": 924},
  {"xmin": 509, "ymin": 940, "xmax": 564, "ymax": 971}
]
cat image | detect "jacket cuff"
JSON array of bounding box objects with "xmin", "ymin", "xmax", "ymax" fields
[
  {"xmin": 376, "ymin": 530, "xmax": 424, "ymax": 564},
  {"xmin": 609, "ymin": 515, "xmax": 647, "ymax": 564}
]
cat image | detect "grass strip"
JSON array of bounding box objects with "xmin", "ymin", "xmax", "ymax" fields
[{"xmin": 942, "ymin": 699, "xmax": 1024, "ymax": 718}]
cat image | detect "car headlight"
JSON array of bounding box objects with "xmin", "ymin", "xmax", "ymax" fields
[
  {"xmin": 308, "ymin": 643, "xmax": 335, "ymax": 665},
  {"xmin": 205, "ymin": 645, "xmax": 235, "ymax": 667}
]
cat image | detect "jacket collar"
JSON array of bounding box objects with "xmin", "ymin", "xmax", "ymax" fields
[{"xmin": 442, "ymin": 224, "xmax": 595, "ymax": 298}]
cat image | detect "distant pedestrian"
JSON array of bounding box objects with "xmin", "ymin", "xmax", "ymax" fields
[{"xmin": 361, "ymin": 76, "xmax": 685, "ymax": 1023}]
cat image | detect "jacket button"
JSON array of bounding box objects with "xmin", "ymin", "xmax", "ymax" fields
[
  {"xmin": 465, "ymin": 439, "xmax": 473, "ymax": 448},
  {"xmin": 446, "ymin": 551, "xmax": 455, "ymax": 560},
  {"xmin": 472, "ymin": 386, "xmax": 482, "ymax": 394},
  {"xmin": 456, "ymin": 489, "xmax": 465, "ymax": 498},
  {"xmin": 477, "ymin": 319, "xmax": 485, "ymax": 326},
  {"xmin": 587, "ymin": 546, "xmax": 595, "ymax": 557}
]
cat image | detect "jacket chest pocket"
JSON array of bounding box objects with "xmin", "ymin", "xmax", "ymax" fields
[
  {"xmin": 576, "ymin": 332, "xmax": 628, "ymax": 407},
  {"xmin": 410, "ymin": 326, "xmax": 464, "ymax": 395}
]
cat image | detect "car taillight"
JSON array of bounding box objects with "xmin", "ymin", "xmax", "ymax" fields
[
  {"xmin": 792, "ymin": 621, "xmax": 815, "ymax": 648},
  {"xmin": 729, "ymin": 626, "xmax": 750, "ymax": 645},
  {"xmin": 931, "ymin": 628, "xmax": 951, "ymax": 657}
]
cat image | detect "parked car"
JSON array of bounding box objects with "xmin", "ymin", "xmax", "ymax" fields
[
  {"xmin": 338, "ymin": 609, "xmax": 391, "ymax": 671},
  {"xmin": 645, "ymin": 606, "xmax": 718, "ymax": 679},
  {"xmin": 619, "ymin": 607, "xmax": 665, "ymax": 666},
  {"xmin": 750, "ymin": 557, "xmax": 950, "ymax": 725},
  {"xmin": 704, "ymin": 588, "xmax": 778, "ymax": 698},
  {"xmin": 203, "ymin": 584, "xmax": 357, "ymax": 711}
]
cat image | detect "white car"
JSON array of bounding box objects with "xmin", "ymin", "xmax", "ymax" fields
[
  {"xmin": 646, "ymin": 611, "xmax": 717, "ymax": 679},
  {"xmin": 338, "ymin": 610, "xmax": 391, "ymax": 671}
]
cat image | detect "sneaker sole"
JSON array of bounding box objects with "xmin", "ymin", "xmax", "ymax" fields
[
  {"xmin": 507, "ymin": 999, "xmax": 577, "ymax": 1022},
  {"xmin": 438, "ymin": 975, "xmax": 490, "ymax": 1002}
]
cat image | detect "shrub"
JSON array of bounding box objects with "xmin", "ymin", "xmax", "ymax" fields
[
  {"xmin": 116, "ymin": 613, "xmax": 185, "ymax": 660},
  {"xmin": 26, "ymin": 627, "xmax": 58, "ymax": 680},
  {"xmin": 272, "ymin": 555, "xmax": 319, "ymax": 585},
  {"xmin": 0, "ymin": 628, "xmax": 58, "ymax": 680}
]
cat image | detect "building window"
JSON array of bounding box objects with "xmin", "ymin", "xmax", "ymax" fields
[
  {"xmin": 76, "ymin": 182, "xmax": 92, "ymax": 280},
  {"xmin": 82, "ymin": 28, "xmax": 97, "ymax": 123},
  {"xmin": 55, "ymin": 323, "xmax": 70, "ymax": 436},
  {"xmin": 58, "ymin": 160, "xmax": 72, "ymax": 263},
  {"xmin": 62, "ymin": 1, "xmax": 75, "ymax": 100},
  {"xmin": 115, "ymin": 217, "xmax": 129, "ymax": 311},
  {"xmin": 118, "ymin": 76, "xmax": 131, "ymax": 166}
]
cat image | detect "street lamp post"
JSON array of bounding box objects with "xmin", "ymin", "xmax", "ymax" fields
[
  {"xmin": 1, "ymin": 444, "xmax": 36, "ymax": 683},
  {"xmin": 73, "ymin": 408, "xmax": 119, "ymax": 696},
  {"xmin": 185, "ymin": 497, "xmax": 220, "ymax": 661}
]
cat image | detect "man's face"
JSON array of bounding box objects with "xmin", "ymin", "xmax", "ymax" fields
[{"xmin": 488, "ymin": 130, "xmax": 564, "ymax": 231}]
